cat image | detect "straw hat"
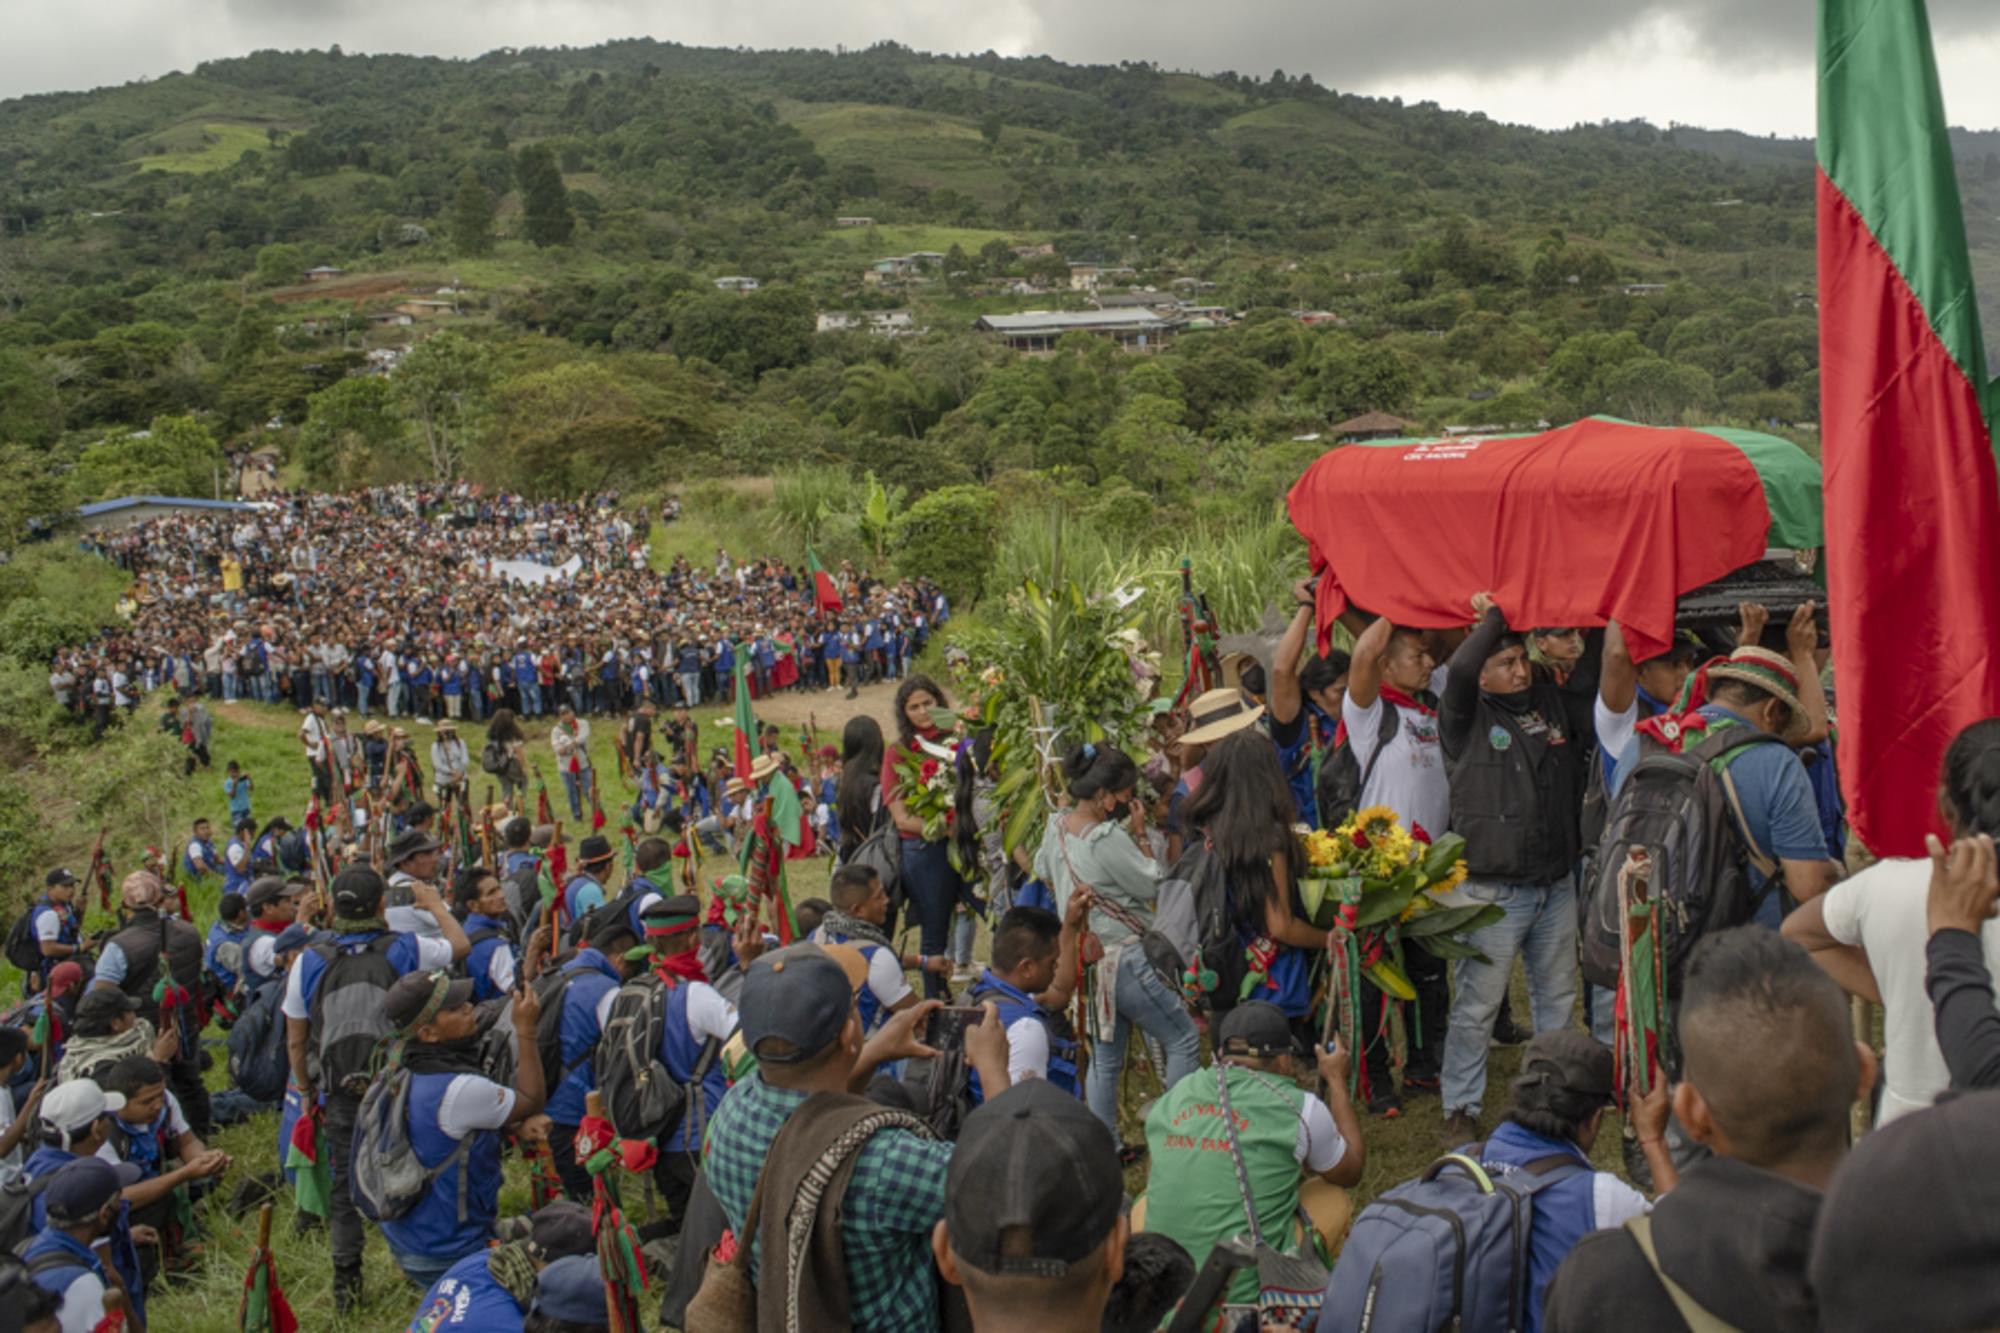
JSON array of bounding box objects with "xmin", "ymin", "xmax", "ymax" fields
[
  {"xmin": 1178, "ymin": 688, "xmax": 1267, "ymax": 747},
  {"xmin": 1706, "ymin": 646, "xmax": 1813, "ymax": 743},
  {"xmin": 749, "ymin": 752, "xmax": 782, "ymax": 783}
]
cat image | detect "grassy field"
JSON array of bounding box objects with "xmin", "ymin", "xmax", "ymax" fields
[
  {"xmin": 128, "ymin": 121, "xmax": 272, "ymax": 174},
  {"xmin": 776, "ymin": 101, "xmax": 1065, "ymax": 206}
]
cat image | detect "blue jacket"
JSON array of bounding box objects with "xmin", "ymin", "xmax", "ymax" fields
[
  {"xmin": 406, "ymin": 1249, "xmax": 527, "ymax": 1330},
  {"xmin": 660, "ymin": 982, "xmax": 730, "ymax": 1153},
  {"xmin": 460, "ymin": 913, "xmax": 512, "ymax": 1003},
  {"xmin": 968, "ymin": 969, "xmax": 1078, "ymax": 1102},
  {"xmin": 546, "ymin": 949, "xmax": 622, "ymax": 1124},
  {"xmin": 511, "ymin": 653, "xmax": 538, "ymax": 686},
  {"xmin": 380, "ymin": 1071, "xmax": 506, "ymax": 1264},
  {"xmin": 205, "ymin": 921, "xmax": 249, "ymax": 993},
  {"xmin": 1477, "ymin": 1121, "xmax": 1606, "ymax": 1333}
]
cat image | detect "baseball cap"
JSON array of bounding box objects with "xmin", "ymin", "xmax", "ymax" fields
[
  {"xmin": 1810, "ymin": 1089, "xmax": 2000, "ymax": 1333},
  {"xmin": 44, "ymin": 1158, "xmax": 142, "ymax": 1225},
  {"xmin": 1216, "ymin": 1001, "xmax": 1298, "ymax": 1059},
  {"xmin": 74, "ymin": 987, "xmax": 141, "ymax": 1031},
  {"xmin": 947, "ymin": 1080, "xmax": 1124, "ymax": 1277},
  {"xmin": 44, "ymin": 868, "xmax": 76, "ymax": 888},
  {"xmin": 40, "ymin": 1079, "xmax": 126, "ymax": 1137},
  {"xmin": 384, "ymin": 970, "xmax": 474, "ymax": 1034},
  {"xmin": 528, "ymin": 1200, "xmax": 595, "ymax": 1262},
  {"xmin": 1516, "ymin": 1030, "xmax": 1615, "ymax": 1106},
  {"xmin": 245, "ymin": 876, "xmax": 300, "ymax": 911},
  {"xmin": 739, "ymin": 945, "xmax": 860, "ymax": 1064},
  {"xmin": 330, "ymin": 866, "xmax": 386, "ymax": 917},
  {"xmin": 532, "ymin": 1254, "xmax": 610, "ymax": 1326}
]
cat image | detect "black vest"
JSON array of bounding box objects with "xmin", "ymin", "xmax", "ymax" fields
[
  {"xmin": 1443, "ymin": 684, "xmax": 1584, "ymax": 886},
  {"xmin": 107, "ymin": 910, "xmax": 205, "ymax": 1018}
]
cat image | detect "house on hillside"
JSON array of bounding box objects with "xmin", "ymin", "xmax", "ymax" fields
[
  {"xmin": 1068, "ymin": 261, "xmax": 1102, "ymax": 291},
  {"xmin": 1294, "ymin": 310, "xmax": 1343, "ymax": 327},
  {"xmin": 367, "ymin": 311, "xmax": 414, "ymax": 327},
  {"xmin": 975, "ymin": 309, "xmax": 1176, "ymax": 354},
  {"xmin": 394, "ymin": 299, "xmax": 460, "ymax": 318},
  {"xmin": 1012, "ymin": 243, "xmax": 1056, "ymax": 260},
  {"xmin": 817, "ymin": 310, "xmax": 917, "ymax": 336},
  {"xmin": 1330, "ymin": 411, "xmax": 1421, "ymax": 443},
  {"xmin": 714, "ymin": 276, "xmax": 761, "ymax": 293},
  {"xmin": 304, "ymin": 266, "xmax": 346, "ymax": 282},
  {"xmin": 835, "ymin": 216, "xmax": 876, "ymax": 227},
  {"xmin": 864, "ymin": 256, "xmax": 922, "ymax": 286},
  {"xmin": 1621, "ymin": 283, "xmax": 1668, "ymax": 297},
  {"xmin": 1093, "ymin": 290, "xmax": 1171, "ymax": 311}
]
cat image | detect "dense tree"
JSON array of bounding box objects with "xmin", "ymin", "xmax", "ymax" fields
[
  {"xmin": 515, "ymin": 144, "xmax": 575, "ymax": 248},
  {"xmin": 448, "ymin": 177, "xmax": 497, "ymax": 257},
  {"xmin": 392, "ymin": 332, "xmax": 494, "ymax": 479},
  {"xmin": 893, "ymin": 484, "xmax": 999, "ymax": 602},
  {"xmin": 299, "ymin": 376, "xmax": 403, "ymax": 485},
  {"xmin": 71, "ymin": 414, "xmax": 223, "ymax": 500}
]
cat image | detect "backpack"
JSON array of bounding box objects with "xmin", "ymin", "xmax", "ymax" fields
[
  {"xmin": 597, "ymin": 975, "xmax": 718, "ymax": 1144},
  {"xmin": 1318, "ymin": 1148, "xmax": 1589, "ymax": 1333},
  {"xmin": 845, "ymin": 818, "xmax": 903, "ymax": 904},
  {"xmin": 481, "ymin": 740, "xmax": 508, "ymax": 775},
  {"xmin": 227, "ymin": 976, "xmax": 291, "ymax": 1103},
  {"xmin": 350, "ymin": 1065, "xmax": 472, "ymax": 1223},
  {"xmin": 1580, "ymin": 725, "xmax": 1784, "ymax": 994},
  {"xmin": 503, "ymin": 860, "xmax": 542, "ymax": 934},
  {"xmin": 0, "ymin": 1175, "xmax": 52, "ymax": 1257},
  {"xmin": 1315, "ymin": 698, "xmax": 1403, "ymax": 832},
  {"xmin": 2, "ymin": 909, "xmax": 44, "ymax": 975},
  {"xmin": 307, "ymin": 934, "xmax": 401, "ymax": 1097},
  {"xmin": 1153, "ymin": 841, "xmax": 1244, "ymax": 1009}
]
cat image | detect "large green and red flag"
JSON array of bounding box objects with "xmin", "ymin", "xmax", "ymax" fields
[
  {"xmin": 805, "ymin": 545, "xmax": 843, "ymax": 614},
  {"xmin": 730, "ymin": 646, "xmax": 756, "ymax": 781},
  {"xmin": 1819, "ymin": 0, "xmax": 2000, "ymax": 856}
]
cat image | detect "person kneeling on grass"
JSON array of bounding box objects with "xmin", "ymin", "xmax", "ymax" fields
[
  {"xmin": 378, "ymin": 968, "xmax": 547, "ymax": 1288},
  {"xmin": 1136, "ymin": 1001, "xmax": 1364, "ymax": 1306},
  {"xmin": 97, "ymin": 1053, "xmax": 229, "ymax": 1282},
  {"xmin": 404, "ymin": 1200, "xmax": 593, "ymax": 1333}
]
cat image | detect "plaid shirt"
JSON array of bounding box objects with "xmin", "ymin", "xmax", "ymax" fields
[{"xmin": 703, "ymin": 1071, "xmax": 951, "ymax": 1332}]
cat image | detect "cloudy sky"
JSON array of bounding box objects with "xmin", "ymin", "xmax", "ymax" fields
[{"xmin": 7, "ymin": 0, "xmax": 2000, "ymax": 137}]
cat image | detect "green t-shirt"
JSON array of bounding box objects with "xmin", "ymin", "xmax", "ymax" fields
[{"xmin": 1144, "ymin": 1063, "xmax": 1308, "ymax": 1305}]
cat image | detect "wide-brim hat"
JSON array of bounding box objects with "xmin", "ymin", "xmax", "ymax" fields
[
  {"xmin": 1179, "ymin": 688, "xmax": 1266, "ymax": 747},
  {"xmin": 749, "ymin": 752, "xmax": 782, "ymax": 783},
  {"xmin": 1706, "ymin": 646, "xmax": 1812, "ymax": 743}
]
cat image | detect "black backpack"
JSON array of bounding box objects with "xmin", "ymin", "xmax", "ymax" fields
[
  {"xmin": 2, "ymin": 909, "xmax": 44, "ymax": 975},
  {"xmin": 597, "ymin": 975, "xmax": 717, "ymax": 1144},
  {"xmin": 1315, "ymin": 697, "xmax": 1404, "ymax": 831},
  {"xmin": 481, "ymin": 740, "xmax": 508, "ymax": 775},
  {"xmin": 1580, "ymin": 724, "xmax": 1784, "ymax": 996},
  {"xmin": 307, "ymin": 935, "xmax": 401, "ymax": 1097},
  {"xmin": 1155, "ymin": 841, "xmax": 1245, "ymax": 1010},
  {"xmin": 503, "ymin": 859, "xmax": 542, "ymax": 934},
  {"xmin": 227, "ymin": 975, "xmax": 291, "ymax": 1103},
  {"xmin": 0, "ymin": 1175, "xmax": 52, "ymax": 1257}
]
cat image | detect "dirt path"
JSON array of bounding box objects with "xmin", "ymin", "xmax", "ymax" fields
[{"xmin": 749, "ymin": 678, "xmax": 901, "ymax": 731}]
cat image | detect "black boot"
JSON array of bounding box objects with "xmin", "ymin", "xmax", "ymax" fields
[{"xmin": 334, "ymin": 1264, "xmax": 363, "ymax": 1315}]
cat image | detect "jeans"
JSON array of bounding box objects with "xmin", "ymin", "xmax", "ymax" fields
[
  {"xmin": 1441, "ymin": 878, "xmax": 1579, "ymax": 1118},
  {"xmin": 951, "ymin": 909, "xmax": 975, "ymax": 967},
  {"xmin": 899, "ymin": 838, "xmax": 963, "ymax": 1000},
  {"xmin": 680, "ymin": 672, "xmax": 701, "ymax": 706},
  {"xmin": 521, "ymin": 680, "xmax": 543, "ymax": 716},
  {"xmin": 387, "ymin": 683, "xmax": 405, "ymax": 716},
  {"xmin": 1086, "ymin": 948, "xmax": 1202, "ymax": 1137},
  {"xmin": 1587, "ymin": 982, "xmax": 1617, "ymax": 1046},
  {"xmin": 389, "ymin": 1247, "xmax": 461, "ymax": 1289},
  {"xmin": 562, "ymin": 767, "xmax": 591, "ymax": 821},
  {"xmin": 327, "ymin": 1091, "xmax": 366, "ymax": 1269},
  {"xmin": 312, "ymin": 668, "xmax": 331, "ymax": 704},
  {"xmin": 222, "ymin": 671, "xmax": 239, "ymax": 703}
]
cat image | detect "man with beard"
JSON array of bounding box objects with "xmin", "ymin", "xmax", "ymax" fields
[{"xmin": 376, "ymin": 969, "xmax": 546, "ymax": 1288}]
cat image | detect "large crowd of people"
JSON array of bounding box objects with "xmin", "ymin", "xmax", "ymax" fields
[{"xmin": 9, "ymin": 513, "xmax": 2000, "ymax": 1333}]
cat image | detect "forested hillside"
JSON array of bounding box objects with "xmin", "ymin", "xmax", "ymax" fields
[{"xmin": 2, "ymin": 38, "xmax": 1998, "ymax": 583}]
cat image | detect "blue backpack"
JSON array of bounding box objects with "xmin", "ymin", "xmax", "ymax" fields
[{"xmin": 1317, "ymin": 1147, "xmax": 1586, "ymax": 1333}]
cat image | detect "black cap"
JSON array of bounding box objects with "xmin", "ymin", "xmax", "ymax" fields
[
  {"xmin": 388, "ymin": 829, "xmax": 442, "ymax": 865},
  {"xmin": 383, "ymin": 970, "xmax": 474, "ymax": 1033},
  {"xmin": 245, "ymin": 876, "xmax": 297, "ymax": 911},
  {"xmin": 1216, "ymin": 1001, "xmax": 1298, "ymax": 1059},
  {"xmin": 533, "ymin": 1254, "xmax": 610, "ymax": 1325},
  {"xmin": 44, "ymin": 868, "xmax": 76, "ymax": 888},
  {"xmin": 528, "ymin": 1200, "xmax": 595, "ymax": 1261},
  {"xmin": 739, "ymin": 945, "xmax": 856, "ymax": 1064},
  {"xmin": 1517, "ymin": 1030, "xmax": 1615, "ymax": 1105},
  {"xmin": 330, "ymin": 866, "xmax": 385, "ymax": 918},
  {"xmin": 1810, "ymin": 1090, "xmax": 2000, "ymax": 1332},
  {"xmin": 44, "ymin": 1158, "xmax": 142, "ymax": 1226},
  {"xmin": 578, "ymin": 834, "xmax": 614, "ymax": 865},
  {"xmin": 75, "ymin": 987, "xmax": 140, "ymax": 1029},
  {"xmin": 947, "ymin": 1080, "xmax": 1123, "ymax": 1276}
]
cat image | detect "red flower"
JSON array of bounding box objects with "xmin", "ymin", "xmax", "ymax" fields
[
  {"xmin": 919, "ymin": 759, "xmax": 940, "ymax": 782},
  {"xmin": 1351, "ymin": 830, "xmax": 1369, "ymax": 849}
]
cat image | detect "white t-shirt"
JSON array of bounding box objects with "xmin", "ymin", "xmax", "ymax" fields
[
  {"xmin": 1821, "ymin": 857, "xmax": 2000, "ymax": 1123},
  {"xmin": 435, "ymin": 1074, "xmax": 517, "ymax": 1139},
  {"xmin": 226, "ymin": 842, "xmax": 250, "ymax": 876},
  {"xmin": 301, "ymin": 713, "xmax": 328, "ymax": 763},
  {"xmin": 682, "ymin": 982, "xmax": 739, "ymax": 1045},
  {"xmin": 96, "ymin": 1090, "xmax": 192, "ymax": 1165},
  {"xmin": 33, "ymin": 906, "xmax": 66, "ymax": 945},
  {"xmin": 245, "ymin": 931, "xmax": 280, "ymax": 981},
  {"xmin": 385, "ymin": 870, "xmax": 445, "ymax": 938},
  {"xmin": 865, "ymin": 948, "xmax": 914, "ymax": 1014},
  {"xmin": 1593, "ymin": 696, "xmax": 1638, "ymax": 769},
  {"xmin": 1342, "ymin": 666, "xmax": 1451, "ymax": 839},
  {"xmin": 53, "ymin": 1271, "xmax": 108, "ymax": 1333},
  {"xmin": 1293, "ymin": 1092, "xmax": 1347, "ymax": 1172}
]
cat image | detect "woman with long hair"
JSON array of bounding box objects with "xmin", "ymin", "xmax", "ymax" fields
[
  {"xmin": 835, "ymin": 714, "xmax": 887, "ymax": 862},
  {"xmin": 486, "ymin": 708, "xmax": 529, "ymax": 803},
  {"xmin": 1181, "ymin": 728, "xmax": 1327, "ymax": 1032},
  {"xmin": 1034, "ymin": 741, "xmax": 1202, "ymax": 1140},
  {"xmin": 881, "ymin": 673, "xmax": 972, "ymax": 998}
]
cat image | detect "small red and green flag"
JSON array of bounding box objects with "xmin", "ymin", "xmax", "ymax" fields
[
  {"xmin": 237, "ymin": 1204, "xmax": 298, "ymax": 1333},
  {"xmin": 286, "ymin": 1106, "xmax": 330, "ymax": 1221},
  {"xmin": 1818, "ymin": 0, "xmax": 2000, "ymax": 855},
  {"xmin": 730, "ymin": 646, "xmax": 756, "ymax": 781},
  {"xmin": 806, "ymin": 545, "xmax": 843, "ymax": 614}
]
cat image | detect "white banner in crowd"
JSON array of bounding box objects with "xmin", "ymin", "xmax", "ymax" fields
[{"xmin": 488, "ymin": 556, "xmax": 582, "ymax": 586}]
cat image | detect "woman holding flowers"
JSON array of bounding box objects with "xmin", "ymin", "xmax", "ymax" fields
[
  {"xmin": 882, "ymin": 673, "xmax": 966, "ymax": 998},
  {"xmin": 1181, "ymin": 729, "xmax": 1330, "ymax": 1040},
  {"xmin": 1035, "ymin": 742, "xmax": 1202, "ymax": 1141}
]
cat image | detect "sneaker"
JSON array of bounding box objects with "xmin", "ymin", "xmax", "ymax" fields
[
  {"xmin": 1491, "ymin": 1009, "xmax": 1530, "ymax": 1047},
  {"xmin": 1367, "ymin": 1091, "xmax": 1403, "ymax": 1119},
  {"xmin": 951, "ymin": 965, "xmax": 976, "ymax": 984},
  {"xmin": 1442, "ymin": 1110, "xmax": 1480, "ymax": 1148},
  {"xmin": 334, "ymin": 1266, "xmax": 363, "ymax": 1316},
  {"xmin": 1402, "ymin": 1071, "xmax": 1440, "ymax": 1096}
]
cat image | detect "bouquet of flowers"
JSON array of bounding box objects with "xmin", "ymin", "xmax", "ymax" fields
[
  {"xmin": 895, "ymin": 737, "xmax": 971, "ymax": 871},
  {"xmin": 1297, "ymin": 806, "xmax": 1500, "ymax": 1001}
]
